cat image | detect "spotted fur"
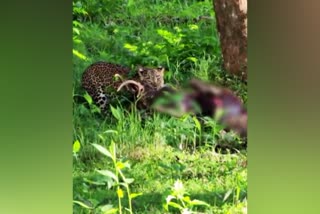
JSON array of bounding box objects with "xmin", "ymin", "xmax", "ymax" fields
[{"xmin": 81, "ymin": 61, "xmax": 165, "ymax": 111}]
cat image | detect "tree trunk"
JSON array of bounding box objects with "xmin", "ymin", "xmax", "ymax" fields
[{"xmin": 213, "ymin": 0, "xmax": 247, "ymax": 80}]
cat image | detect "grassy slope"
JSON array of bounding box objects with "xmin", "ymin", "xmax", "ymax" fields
[{"xmin": 73, "ymin": 0, "xmax": 247, "ymax": 213}]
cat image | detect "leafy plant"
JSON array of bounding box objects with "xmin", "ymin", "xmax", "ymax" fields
[
  {"xmin": 164, "ymin": 180, "xmax": 210, "ymax": 213},
  {"xmin": 93, "ymin": 142, "xmax": 142, "ymax": 214}
]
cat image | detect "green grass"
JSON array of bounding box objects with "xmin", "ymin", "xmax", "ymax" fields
[{"xmin": 73, "ymin": 0, "xmax": 247, "ymax": 213}]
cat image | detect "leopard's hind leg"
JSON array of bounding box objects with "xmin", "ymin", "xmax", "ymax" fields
[{"xmin": 92, "ymin": 85, "xmax": 109, "ymax": 112}]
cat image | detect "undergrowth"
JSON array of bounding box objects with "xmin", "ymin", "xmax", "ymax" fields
[{"xmin": 73, "ymin": 0, "xmax": 247, "ymax": 213}]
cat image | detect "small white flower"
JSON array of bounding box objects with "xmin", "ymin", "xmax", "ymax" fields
[
  {"xmin": 166, "ymin": 195, "xmax": 175, "ymax": 203},
  {"xmin": 181, "ymin": 208, "xmax": 192, "ymax": 214},
  {"xmin": 174, "ymin": 180, "xmax": 184, "ymax": 191}
]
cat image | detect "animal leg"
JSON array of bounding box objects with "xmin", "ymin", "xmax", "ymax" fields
[{"xmin": 93, "ymin": 86, "xmax": 109, "ymax": 112}]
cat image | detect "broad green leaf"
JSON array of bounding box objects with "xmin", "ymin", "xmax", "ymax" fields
[
  {"xmin": 73, "ymin": 20, "xmax": 83, "ymax": 28},
  {"xmin": 130, "ymin": 192, "xmax": 143, "ymax": 199},
  {"xmin": 182, "ymin": 196, "xmax": 191, "ymax": 203},
  {"xmin": 73, "ymin": 49, "xmax": 87, "ymax": 61},
  {"xmin": 106, "ymin": 179, "xmax": 116, "ymax": 189},
  {"xmin": 73, "ymin": 200, "xmax": 93, "ymax": 209},
  {"xmin": 187, "ymin": 57, "xmax": 198, "ymax": 63},
  {"xmin": 83, "ymin": 92, "xmax": 93, "ymax": 105},
  {"xmin": 190, "ymin": 199, "xmax": 210, "ymax": 207},
  {"xmin": 157, "ymin": 29, "xmax": 181, "ymax": 44},
  {"xmin": 100, "ymin": 204, "xmax": 113, "ymax": 211},
  {"xmin": 123, "ymin": 161, "xmax": 131, "ymax": 168},
  {"xmin": 98, "ymin": 134, "xmax": 105, "ymax": 141},
  {"xmin": 73, "ymin": 38, "xmax": 82, "ymax": 44},
  {"xmin": 83, "ymin": 178, "xmax": 106, "ymax": 186},
  {"xmin": 103, "ymin": 208, "xmax": 118, "ymax": 214},
  {"xmin": 124, "ymin": 178, "xmax": 134, "ymax": 184},
  {"xmin": 96, "ymin": 169, "xmax": 118, "ymax": 182},
  {"xmin": 73, "ymin": 140, "xmax": 81, "ymax": 153},
  {"xmin": 110, "ymin": 105, "xmax": 121, "ymax": 121},
  {"xmin": 127, "ymin": 0, "xmax": 134, "ymax": 7},
  {"xmin": 192, "ymin": 116, "xmax": 201, "ymax": 131},
  {"xmin": 163, "ymin": 203, "xmax": 169, "ymax": 211},
  {"xmin": 109, "ymin": 141, "xmax": 116, "ymax": 160},
  {"xmin": 124, "ymin": 43, "xmax": 138, "ymax": 53},
  {"xmin": 168, "ymin": 201, "xmax": 183, "ymax": 209},
  {"xmin": 100, "ymin": 204, "xmax": 118, "ymax": 214},
  {"xmin": 92, "ymin": 144, "xmax": 113, "ymax": 159},
  {"xmin": 154, "ymin": 43, "xmax": 165, "ymax": 50},
  {"xmin": 73, "ymin": 28, "xmax": 80, "ymax": 35},
  {"xmin": 188, "ymin": 24, "xmax": 199, "ymax": 30}
]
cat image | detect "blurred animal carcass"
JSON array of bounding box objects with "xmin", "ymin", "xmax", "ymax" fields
[{"xmin": 152, "ymin": 78, "xmax": 247, "ymax": 139}]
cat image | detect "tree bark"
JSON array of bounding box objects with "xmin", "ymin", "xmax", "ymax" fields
[{"xmin": 213, "ymin": 0, "xmax": 247, "ymax": 80}]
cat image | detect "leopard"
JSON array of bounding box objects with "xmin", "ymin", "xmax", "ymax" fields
[{"xmin": 81, "ymin": 61, "xmax": 165, "ymax": 112}]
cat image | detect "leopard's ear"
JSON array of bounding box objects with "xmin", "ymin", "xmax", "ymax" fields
[
  {"xmin": 137, "ymin": 65, "xmax": 144, "ymax": 72},
  {"xmin": 137, "ymin": 65, "xmax": 145, "ymax": 79},
  {"xmin": 157, "ymin": 66, "xmax": 165, "ymax": 73}
]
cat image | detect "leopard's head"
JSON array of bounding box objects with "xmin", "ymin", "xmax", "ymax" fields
[{"xmin": 137, "ymin": 65, "xmax": 165, "ymax": 90}]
